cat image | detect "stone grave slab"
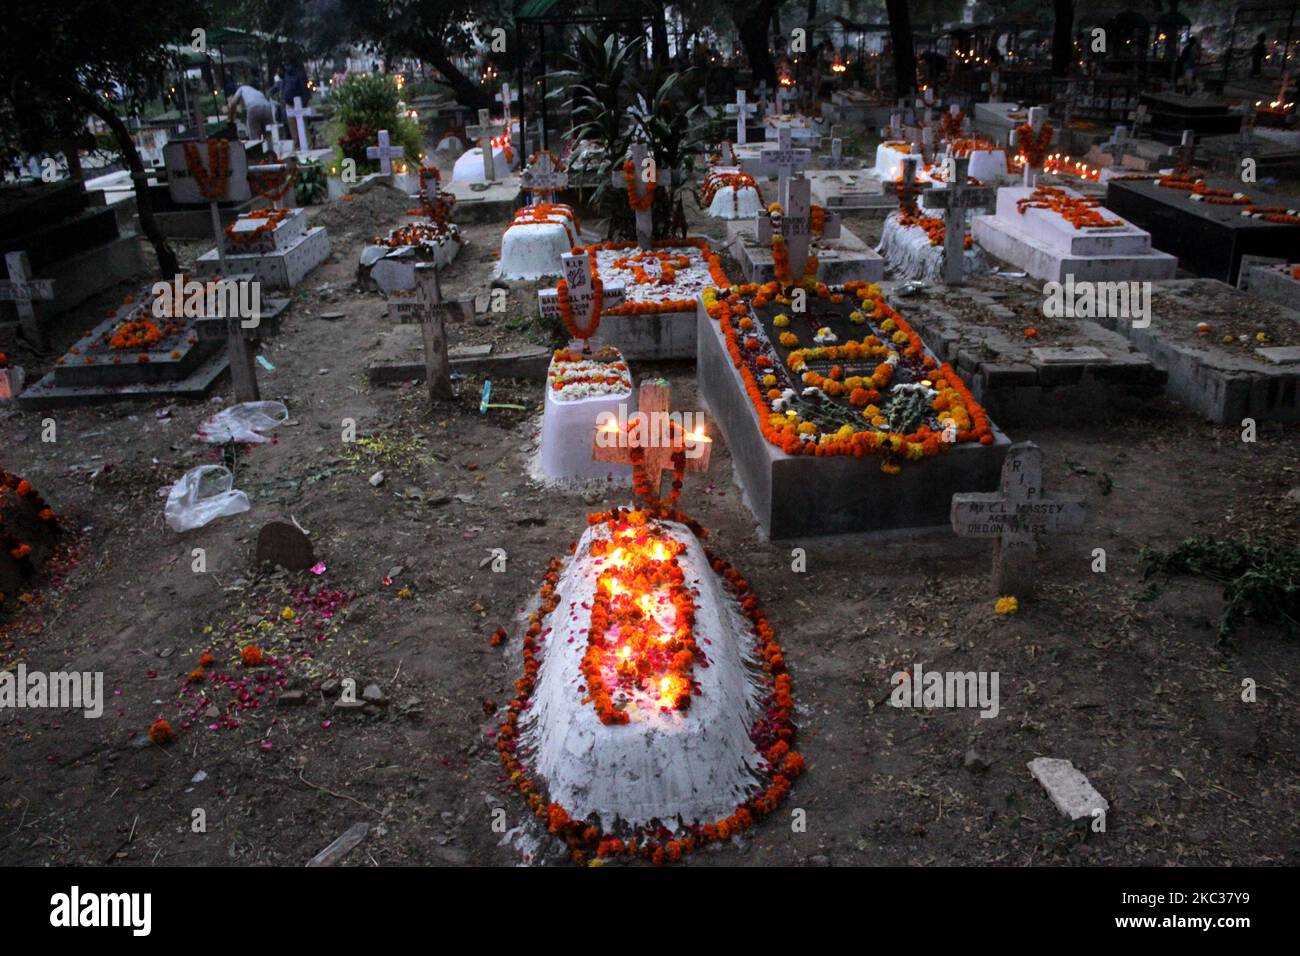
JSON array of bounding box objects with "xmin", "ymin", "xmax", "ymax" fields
[
  {"xmin": 1105, "ymin": 177, "xmax": 1300, "ymax": 284},
  {"xmin": 808, "ymin": 170, "xmax": 892, "ymax": 213},
  {"xmin": 1244, "ymin": 262, "xmax": 1300, "ymax": 312},
  {"xmin": 195, "ymin": 208, "xmax": 330, "ymax": 289},
  {"xmin": 1090, "ymin": 277, "xmax": 1300, "ymax": 423},
  {"xmin": 360, "ymin": 221, "xmax": 463, "ymax": 293},
  {"xmin": 973, "ymin": 185, "xmax": 1177, "ymax": 282},
  {"xmin": 442, "ymin": 176, "xmax": 522, "ymax": 224},
  {"xmin": 695, "ymin": 289, "xmax": 1011, "ymax": 538},
  {"xmin": 726, "ymin": 218, "xmax": 884, "ymax": 285}
]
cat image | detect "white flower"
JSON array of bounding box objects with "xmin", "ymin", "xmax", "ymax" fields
[
  {"xmin": 813, "ymin": 327, "xmax": 838, "ymax": 344},
  {"xmin": 802, "ymin": 386, "xmax": 826, "ymax": 400},
  {"xmin": 771, "ymin": 397, "xmax": 788, "ymax": 412}
]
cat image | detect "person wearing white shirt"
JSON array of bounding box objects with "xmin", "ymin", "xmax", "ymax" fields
[{"xmin": 226, "ymin": 84, "xmax": 273, "ymax": 140}]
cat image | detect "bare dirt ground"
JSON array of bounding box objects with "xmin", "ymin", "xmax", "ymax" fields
[{"xmin": 1, "ymin": 167, "xmax": 1297, "ymax": 868}]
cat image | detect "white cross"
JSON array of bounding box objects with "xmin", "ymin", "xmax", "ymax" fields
[
  {"xmin": 1, "ymin": 251, "xmax": 55, "ymax": 346},
  {"xmin": 1099, "ymin": 124, "xmax": 1133, "ymax": 168},
  {"xmin": 716, "ymin": 140, "xmax": 738, "ymax": 166},
  {"xmin": 920, "ymin": 156, "xmax": 996, "ymax": 285},
  {"xmin": 536, "ymin": 250, "xmax": 627, "ymax": 334},
  {"xmin": 724, "ymin": 89, "xmax": 758, "ymax": 145},
  {"xmin": 951, "ymin": 442, "xmax": 1086, "ymax": 596},
  {"xmin": 776, "ymin": 85, "xmax": 797, "ymax": 115},
  {"xmin": 756, "ymin": 176, "xmax": 839, "ymax": 283},
  {"xmin": 521, "ymin": 150, "xmax": 567, "ymax": 205},
  {"xmin": 830, "ymin": 137, "xmax": 843, "ymax": 167},
  {"xmin": 611, "ymin": 142, "xmax": 655, "ymax": 249},
  {"xmin": 495, "ymin": 82, "xmax": 514, "ymax": 126},
  {"xmin": 889, "ymin": 111, "xmax": 903, "ymax": 140},
  {"xmin": 366, "ymin": 128, "xmax": 405, "ymax": 174},
  {"xmin": 760, "ymin": 123, "xmax": 811, "ymax": 208},
  {"xmin": 988, "ymin": 69, "xmax": 1000, "ymax": 102},
  {"xmin": 466, "ymin": 108, "xmax": 506, "ymax": 181},
  {"xmin": 286, "ymin": 96, "xmax": 317, "ymax": 152},
  {"xmin": 1012, "ymin": 105, "xmax": 1049, "ymax": 186}
]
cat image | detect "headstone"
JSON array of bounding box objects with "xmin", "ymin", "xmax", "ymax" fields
[
  {"xmin": 537, "ymin": 251, "xmax": 628, "ymax": 325},
  {"xmin": 366, "ymin": 129, "xmax": 405, "ymax": 175},
  {"xmin": 988, "ymin": 69, "xmax": 1000, "ymax": 102},
  {"xmin": 896, "ymin": 156, "xmax": 925, "ymax": 213},
  {"xmin": 286, "ymin": 97, "xmax": 318, "ymax": 153},
  {"xmin": 724, "ymin": 89, "xmax": 758, "ymax": 146},
  {"xmin": 405, "ymin": 262, "xmax": 473, "ymax": 403},
  {"xmin": 920, "ymin": 156, "xmax": 997, "ymax": 284},
  {"xmin": 466, "ymin": 108, "xmax": 506, "ymax": 181},
  {"xmin": 520, "ymin": 150, "xmax": 567, "ymax": 205},
  {"xmin": 756, "ymin": 176, "xmax": 840, "ymax": 283},
  {"xmin": 1099, "ymin": 124, "xmax": 1133, "ymax": 169},
  {"xmin": 950, "ymin": 442, "xmax": 1086, "ymax": 596},
  {"xmin": 1017, "ymin": 106, "xmax": 1049, "ymax": 187},
  {"xmin": 611, "ymin": 142, "xmax": 656, "ymax": 249},
  {"xmin": 495, "ymin": 82, "xmax": 514, "ymax": 127},
  {"xmin": 1175, "ymin": 128, "xmax": 1197, "ymax": 173},
  {"xmin": 592, "ymin": 378, "xmax": 712, "ymax": 502},
  {"xmin": 256, "ymin": 520, "xmax": 315, "ymax": 571},
  {"xmin": 760, "ymin": 123, "xmax": 812, "ymax": 208},
  {"xmin": 1, "ymin": 251, "xmax": 55, "ymax": 346}
]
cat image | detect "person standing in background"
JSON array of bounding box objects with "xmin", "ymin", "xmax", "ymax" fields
[
  {"xmin": 1250, "ymin": 33, "xmax": 1268, "ymax": 78},
  {"xmin": 226, "ymin": 83, "xmax": 273, "ymax": 140}
]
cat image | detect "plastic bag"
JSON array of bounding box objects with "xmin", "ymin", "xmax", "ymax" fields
[
  {"xmin": 196, "ymin": 401, "xmax": 288, "ymax": 444},
  {"xmin": 165, "ymin": 465, "xmax": 250, "ymax": 532}
]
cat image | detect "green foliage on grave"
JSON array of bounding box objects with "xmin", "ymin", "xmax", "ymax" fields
[
  {"xmin": 1140, "ymin": 536, "xmax": 1300, "ymax": 641},
  {"xmin": 294, "ymin": 159, "xmax": 327, "ymax": 205},
  {"xmin": 882, "ymin": 386, "xmax": 931, "ymax": 435},
  {"xmin": 329, "ymin": 74, "xmax": 423, "ymax": 172}
]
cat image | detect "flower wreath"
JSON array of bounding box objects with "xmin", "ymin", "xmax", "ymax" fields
[
  {"xmin": 182, "ymin": 140, "xmax": 232, "ymax": 201},
  {"xmin": 247, "ymin": 163, "xmax": 296, "ymax": 205},
  {"xmin": 1015, "ymin": 121, "xmax": 1053, "ymax": 170},
  {"xmin": 623, "ymin": 159, "xmax": 656, "ymax": 212}
]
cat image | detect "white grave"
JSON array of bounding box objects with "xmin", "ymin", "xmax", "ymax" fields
[
  {"xmin": 539, "ymin": 348, "xmax": 634, "ymax": 482},
  {"xmin": 455, "ymin": 109, "xmax": 513, "ymax": 182},
  {"xmin": 497, "ymin": 153, "xmax": 577, "ymax": 280}
]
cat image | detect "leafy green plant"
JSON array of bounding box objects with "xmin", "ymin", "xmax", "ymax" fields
[
  {"xmin": 328, "ymin": 74, "xmax": 422, "ymax": 172},
  {"xmin": 294, "ymin": 159, "xmax": 327, "ymax": 205},
  {"xmin": 1140, "ymin": 536, "xmax": 1300, "ymax": 640}
]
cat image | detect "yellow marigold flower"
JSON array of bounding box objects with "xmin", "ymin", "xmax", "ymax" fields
[
  {"xmin": 773, "ymin": 313, "xmax": 790, "ymax": 327},
  {"xmin": 762, "ymin": 373, "xmax": 777, "ymax": 386},
  {"xmin": 845, "ymin": 376, "xmax": 864, "ymax": 389},
  {"xmin": 864, "ymin": 404, "xmax": 879, "ymax": 417},
  {"xmin": 780, "ymin": 331, "xmax": 800, "ymax": 347},
  {"xmin": 1256, "ymin": 331, "xmax": 1269, "ymax": 343},
  {"xmin": 906, "ymin": 442, "xmax": 925, "ymax": 460},
  {"xmin": 849, "ymin": 310, "xmax": 866, "ymax": 324},
  {"xmin": 880, "ymin": 318, "xmax": 896, "ymax": 333},
  {"xmin": 768, "ymin": 203, "xmax": 784, "ymax": 214},
  {"xmin": 871, "ymin": 415, "xmax": 887, "ymax": 427},
  {"xmin": 280, "ymin": 607, "xmax": 295, "ymax": 621},
  {"xmin": 837, "ymin": 424, "xmax": 855, "ymax": 438},
  {"xmin": 891, "ymin": 330, "xmax": 910, "ymax": 346},
  {"xmin": 880, "ymin": 460, "xmax": 902, "ymax": 475},
  {"xmin": 995, "ymin": 596, "xmax": 1019, "ymax": 615},
  {"xmin": 868, "ymin": 283, "xmax": 883, "ymax": 296},
  {"xmin": 797, "ymin": 421, "xmax": 816, "ymax": 434}
]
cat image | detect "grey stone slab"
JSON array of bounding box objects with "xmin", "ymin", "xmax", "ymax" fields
[
  {"xmin": 1255, "ymin": 346, "xmax": 1300, "ymax": 364},
  {"xmin": 1027, "ymin": 757, "xmax": 1109, "ymax": 822}
]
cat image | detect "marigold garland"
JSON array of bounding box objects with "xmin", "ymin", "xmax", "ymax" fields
[
  {"xmin": 182, "ymin": 140, "xmax": 232, "ymax": 201},
  {"xmin": 623, "ymin": 159, "xmax": 656, "ymax": 212},
  {"xmin": 556, "ymin": 249, "xmax": 604, "ymax": 340},
  {"xmin": 1014, "ymin": 122, "xmax": 1053, "ymax": 170},
  {"xmin": 1016, "ymin": 186, "xmax": 1124, "ymax": 229}
]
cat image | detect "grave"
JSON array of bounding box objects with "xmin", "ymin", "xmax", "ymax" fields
[
  {"xmin": 0, "ymin": 180, "xmax": 145, "ymax": 327},
  {"xmin": 879, "ymin": 156, "xmax": 995, "ymax": 284},
  {"xmin": 538, "ymin": 345, "xmax": 634, "ymax": 482},
  {"xmin": 698, "ymin": 170, "xmax": 764, "ymax": 220},
  {"xmin": 0, "ymin": 470, "xmax": 61, "ymax": 616},
  {"xmin": 807, "ymin": 169, "xmax": 891, "ymax": 215},
  {"xmin": 1245, "ymin": 261, "xmax": 1300, "ymax": 311},
  {"xmin": 723, "ymin": 89, "xmax": 759, "ymax": 146},
  {"xmin": 1091, "ymin": 277, "xmax": 1300, "ymax": 424},
  {"xmin": 696, "ymin": 277, "xmax": 1010, "ymax": 538},
  {"xmin": 496, "ymin": 380, "xmax": 802, "ymax": 865},
  {"xmin": 496, "ymin": 151, "xmax": 576, "ymax": 281},
  {"xmin": 361, "ymin": 216, "xmax": 463, "ymax": 294},
  {"xmin": 384, "ymin": 262, "xmax": 472, "ymax": 404},
  {"xmin": 1105, "ymin": 176, "xmax": 1300, "ymax": 284},
  {"xmin": 973, "ymin": 184, "xmax": 1177, "ymax": 282},
  {"xmin": 951, "ymin": 442, "xmax": 1086, "ymax": 596},
  {"xmin": 444, "ymin": 108, "xmax": 522, "ymax": 222},
  {"xmin": 1136, "ymin": 92, "xmax": 1242, "ymax": 142},
  {"xmin": 538, "ymin": 242, "xmax": 724, "ymax": 361}
]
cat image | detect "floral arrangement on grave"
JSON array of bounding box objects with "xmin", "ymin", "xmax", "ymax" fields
[
  {"xmin": 1157, "ymin": 174, "xmax": 1253, "ymax": 207},
  {"xmin": 0, "ymin": 469, "xmax": 60, "ymax": 613},
  {"xmin": 247, "ymin": 160, "xmax": 297, "ymax": 205},
  {"xmin": 493, "ymin": 382, "xmax": 802, "ymax": 865},
  {"xmin": 370, "ymin": 221, "xmax": 463, "ymax": 261},
  {"xmin": 1016, "ymin": 186, "xmax": 1124, "ymax": 229},
  {"xmin": 1014, "ymin": 121, "xmax": 1054, "ymax": 170},
  {"xmin": 697, "ymin": 171, "xmax": 763, "ymax": 216},
  {"xmin": 548, "ymin": 346, "xmax": 632, "ymax": 402},
  {"xmin": 941, "ymin": 110, "xmax": 965, "ymax": 140},
  {"xmin": 415, "ymin": 165, "xmax": 456, "ymax": 223},
  {"xmin": 703, "ymin": 278, "xmax": 993, "ymax": 474},
  {"xmin": 331, "ymin": 74, "xmax": 421, "ymax": 173},
  {"xmin": 223, "ymin": 207, "xmax": 293, "ymax": 245},
  {"xmin": 181, "ymin": 140, "xmax": 232, "ymax": 200},
  {"xmin": 766, "ymin": 201, "xmax": 832, "ymax": 286}
]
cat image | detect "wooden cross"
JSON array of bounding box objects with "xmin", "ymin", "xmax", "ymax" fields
[
  {"xmin": 536, "ymin": 250, "xmax": 627, "ymax": 343},
  {"xmin": 495, "ymin": 82, "xmax": 514, "ymax": 127},
  {"xmin": 760, "ymin": 123, "xmax": 812, "ymax": 209},
  {"xmin": 592, "ymin": 378, "xmax": 712, "ymax": 504},
  {"xmin": 286, "ymin": 96, "xmax": 317, "ymax": 152},
  {"xmin": 611, "ymin": 142, "xmax": 656, "ymax": 249},
  {"xmin": 366, "ymin": 129, "xmax": 405, "ymax": 175},
  {"xmin": 896, "ymin": 156, "xmax": 925, "ymax": 213},
  {"xmin": 466, "ymin": 108, "xmax": 506, "ymax": 181},
  {"xmin": 756, "ymin": 176, "xmax": 839, "ymax": 283},
  {"xmin": 1, "ymin": 251, "xmax": 55, "ymax": 350},
  {"xmin": 951, "ymin": 442, "xmax": 1086, "ymax": 597},
  {"xmin": 399, "ymin": 263, "xmax": 473, "ymax": 404},
  {"xmin": 521, "ymin": 150, "xmax": 567, "ymax": 205},
  {"xmin": 920, "ymin": 156, "xmax": 996, "ymax": 285},
  {"xmin": 724, "ymin": 89, "xmax": 758, "ymax": 146},
  {"xmin": 1099, "ymin": 124, "xmax": 1133, "ymax": 170}
]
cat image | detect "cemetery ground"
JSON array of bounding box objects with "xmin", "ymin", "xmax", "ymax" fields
[{"xmin": 1, "ymin": 179, "xmax": 1298, "ymax": 868}]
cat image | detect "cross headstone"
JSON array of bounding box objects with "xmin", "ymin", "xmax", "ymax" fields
[
  {"xmin": 521, "ymin": 150, "xmax": 567, "ymax": 205},
  {"xmin": 950, "ymin": 442, "xmax": 1086, "ymax": 596},
  {"xmin": 776, "ymin": 84, "xmax": 797, "ymax": 115},
  {"xmin": 1099, "ymin": 124, "xmax": 1133, "ymax": 170},
  {"xmin": 717, "ymin": 140, "xmax": 738, "ymax": 166},
  {"xmin": 921, "ymin": 125, "xmax": 936, "ymax": 164},
  {"xmin": 896, "ymin": 156, "xmax": 925, "ymax": 213},
  {"xmin": 889, "ymin": 111, "xmax": 903, "ymax": 141},
  {"xmin": 495, "ymin": 82, "xmax": 514, "ymax": 127},
  {"xmin": 1017, "ymin": 105, "xmax": 1048, "ymax": 187},
  {"xmin": 0, "ymin": 251, "xmax": 55, "ymax": 350},
  {"xmin": 592, "ymin": 378, "xmax": 712, "ymax": 504},
  {"xmin": 829, "ymin": 137, "xmax": 844, "ymax": 167},
  {"xmin": 286, "ymin": 96, "xmax": 317, "ymax": 153},
  {"xmin": 399, "ymin": 263, "xmax": 474, "ymax": 403},
  {"xmin": 724, "ymin": 89, "xmax": 758, "ymax": 145},
  {"xmin": 540, "ymin": 250, "xmax": 627, "ymax": 351},
  {"xmin": 611, "ymin": 142, "xmax": 656, "ymax": 249},
  {"xmin": 366, "ymin": 129, "xmax": 405, "ymax": 175},
  {"xmin": 1240, "ymin": 101, "xmax": 1257, "ymax": 150},
  {"xmin": 920, "ymin": 156, "xmax": 996, "ymax": 285},
  {"xmin": 466, "ymin": 108, "xmax": 506, "ymax": 181},
  {"xmin": 760, "ymin": 123, "xmax": 812, "ymax": 208},
  {"xmin": 1128, "ymin": 103, "xmax": 1151, "ymax": 137},
  {"xmin": 756, "ymin": 176, "xmax": 839, "ymax": 284},
  {"xmin": 988, "ymin": 69, "xmax": 1000, "ymax": 102},
  {"xmin": 265, "ymin": 122, "xmax": 285, "ymax": 156},
  {"xmin": 1175, "ymin": 128, "xmax": 1197, "ymax": 174},
  {"xmin": 756, "ymin": 80, "xmax": 771, "ymax": 118}
]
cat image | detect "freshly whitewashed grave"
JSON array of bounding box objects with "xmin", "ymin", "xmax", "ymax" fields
[{"xmin": 496, "ymin": 151, "xmax": 576, "ymax": 281}]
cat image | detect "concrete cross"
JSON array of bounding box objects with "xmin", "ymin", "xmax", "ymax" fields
[
  {"xmin": 592, "ymin": 378, "xmax": 712, "ymax": 504},
  {"xmin": 717, "ymin": 140, "xmax": 738, "ymax": 166},
  {"xmin": 286, "ymin": 96, "xmax": 317, "ymax": 152},
  {"xmin": 1, "ymin": 251, "xmax": 55, "ymax": 349},
  {"xmin": 756, "ymin": 175, "xmax": 839, "ymax": 284},
  {"xmin": 920, "ymin": 156, "xmax": 996, "ymax": 285},
  {"xmin": 611, "ymin": 142, "xmax": 656, "ymax": 249},
  {"xmin": 756, "ymin": 80, "xmax": 771, "ymax": 118},
  {"xmin": 921, "ymin": 124, "xmax": 936, "ymax": 164},
  {"xmin": 889, "ymin": 111, "xmax": 903, "ymax": 141},
  {"xmin": 264, "ymin": 122, "xmax": 284, "ymax": 158},
  {"xmin": 495, "ymin": 82, "xmax": 514, "ymax": 126},
  {"xmin": 1099, "ymin": 124, "xmax": 1134, "ymax": 170},
  {"xmin": 951, "ymin": 442, "xmax": 1086, "ymax": 596},
  {"xmin": 466, "ymin": 108, "xmax": 506, "ymax": 181},
  {"xmin": 366, "ymin": 129, "xmax": 405, "ymax": 175},
  {"xmin": 521, "ymin": 150, "xmax": 567, "ymax": 205},
  {"xmin": 760, "ymin": 123, "xmax": 812, "ymax": 209},
  {"xmin": 896, "ymin": 156, "xmax": 925, "ymax": 213},
  {"xmin": 399, "ymin": 263, "xmax": 473, "ymax": 403},
  {"xmin": 829, "ymin": 137, "xmax": 844, "ymax": 167},
  {"xmin": 1014, "ymin": 105, "xmax": 1048, "ymax": 187},
  {"xmin": 776, "ymin": 84, "xmax": 797, "ymax": 115},
  {"xmin": 988, "ymin": 68, "xmax": 1000, "ymax": 102},
  {"xmin": 1128, "ymin": 103, "xmax": 1151, "ymax": 137},
  {"xmin": 724, "ymin": 89, "xmax": 758, "ymax": 145},
  {"xmin": 536, "ymin": 250, "xmax": 627, "ymax": 336}
]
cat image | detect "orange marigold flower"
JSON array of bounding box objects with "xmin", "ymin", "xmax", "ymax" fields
[
  {"xmin": 240, "ymin": 645, "xmax": 264, "ymax": 667},
  {"xmin": 148, "ymin": 719, "xmax": 176, "ymax": 745}
]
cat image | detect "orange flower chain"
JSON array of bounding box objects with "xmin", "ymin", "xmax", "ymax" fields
[
  {"xmin": 247, "ymin": 165, "xmax": 296, "ymax": 204},
  {"xmin": 623, "ymin": 159, "xmax": 656, "ymax": 211},
  {"xmin": 556, "ymin": 248, "xmax": 604, "ymax": 339},
  {"xmin": 559, "ymin": 238, "xmax": 731, "ymax": 319},
  {"xmin": 1016, "ymin": 186, "xmax": 1124, "ymax": 230},
  {"xmin": 1158, "ymin": 174, "xmax": 1251, "ymax": 205},
  {"xmin": 1014, "ymin": 121, "xmax": 1054, "ymax": 169},
  {"xmin": 181, "ymin": 140, "xmax": 231, "ymax": 201},
  {"xmin": 223, "ymin": 207, "xmax": 291, "ymax": 244}
]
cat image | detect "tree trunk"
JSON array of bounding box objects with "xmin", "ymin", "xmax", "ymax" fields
[
  {"xmin": 650, "ymin": 1, "xmax": 670, "ymax": 70},
  {"xmin": 737, "ymin": 4, "xmax": 778, "ymax": 88},
  {"xmin": 416, "ymin": 40, "xmax": 491, "ymax": 111},
  {"xmin": 1051, "ymin": 0, "xmax": 1075, "ymax": 78},
  {"xmin": 75, "ymin": 89, "xmax": 178, "ymax": 280},
  {"xmin": 885, "ymin": 0, "xmax": 917, "ymax": 99}
]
